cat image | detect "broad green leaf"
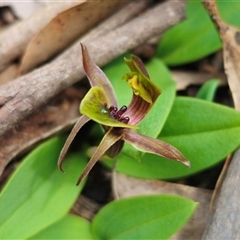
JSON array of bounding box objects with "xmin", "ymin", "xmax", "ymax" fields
[
  {"xmin": 109, "ymin": 97, "xmax": 240, "ymax": 179},
  {"xmin": 104, "ymin": 57, "xmax": 175, "ymax": 159},
  {"xmin": 28, "ymin": 214, "xmax": 93, "ymax": 239},
  {"xmin": 156, "ymin": 0, "xmax": 240, "ymax": 66},
  {"xmin": 0, "ymin": 136, "xmax": 87, "ymax": 239},
  {"xmin": 196, "ymin": 79, "xmax": 219, "ymax": 101},
  {"xmin": 92, "ymin": 195, "xmax": 197, "ymax": 240},
  {"xmin": 156, "ymin": 0, "xmax": 220, "ymax": 65},
  {"xmin": 217, "ymin": 1, "xmax": 240, "ymax": 28}
]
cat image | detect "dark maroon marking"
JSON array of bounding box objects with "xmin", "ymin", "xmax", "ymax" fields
[
  {"xmin": 110, "ymin": 107, "xmax": 118, "ymax": 118},
  {"xmin": 105, "ymin": 104, "xmax": 130, "ymax": 124},
  {"xmin": 116, "ymin": 105, "xmax": 127, "ymax": 116},
  {"xmin": 109, "ymin": 105, "xmax": 115, "ymax": 112},
  {"xmin": 120, "ymin": 116, "xmax": 130, "ymax": 124},
  {"xmin": 113, "ymin": 105, "xmax": 127, "ymax": 120}
]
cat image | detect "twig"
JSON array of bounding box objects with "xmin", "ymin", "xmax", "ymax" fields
[
  {"xmin": 80, "ymin": 1, "xmax": 150, "ymax": 43},
  {"xmin": 0, "ymin": 0, "xmax": 186, "ymax": 138},
  {"xmin": 171, "ymin": 70, "xmax": 227, "ymax": 90},
  {"xmin": 202, "ymin": 149, "xmax": 240, "ymax": 239}
]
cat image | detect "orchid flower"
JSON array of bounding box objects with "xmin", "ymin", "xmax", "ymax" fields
[{"xmin": 58, "ymin": 43, "xmax": 190, "ymax": 185}]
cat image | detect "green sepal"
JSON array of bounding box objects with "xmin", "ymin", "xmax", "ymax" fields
[
  {"xmin": 123, "ymin": 56, "xmax": 161, "ymax": 104},
  {"xmin": 80, "ymin": 86, "xmax": 137, "ymax": 129}
]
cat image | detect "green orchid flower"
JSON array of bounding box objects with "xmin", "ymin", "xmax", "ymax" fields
[{"xmin": 58, "ymin": 43, "xmax": 190, "ymax": 185}]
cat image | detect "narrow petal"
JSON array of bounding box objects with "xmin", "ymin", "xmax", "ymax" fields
[
  {"xmin": 76, "ymin": 128, "xmax": 123, "ymax": 185},
  {"xmin": 58, "ymin": 115, "xmax": 90, "ymax": 172},
  {"xmin": 80, "ymin": 86, "xmax": 137, "ymax": 129},
  {"xmin": 81, "ymin": 43, "xmax": 118, "ymax": 107},
  {"xmin": 122, "ymin": 129, "xmax": 190, "ymax": 167},
  {"xmin": 86, "ymin": 139, "xmax": 124, "ymax": 160}
]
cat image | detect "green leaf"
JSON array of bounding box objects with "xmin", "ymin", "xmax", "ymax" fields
[
  {"xmin": 110, "ymin": 97, "xmax": 240, "ymax": 179},
  {"xmin": 156, "ymin": 0, "xmax": 240, "ymax": 66},
  {"xmin": 156, "ymin": 0, "xmax": 220, "ymax": 65},
  {"xmin": 0, "ymin": 136, "xmax": 87, "ymax": 239},
  {"xmin": 28, "ymin": 214, "xmax": 93, "ymax": 239},
  {"xmin": 104, "ymin": 57, "xmax": 175, "ymax": 159},
  {"xmin": 92, "ymin": 195, "xmax": 197, "ymax": 240},
  {"xmin": 217, "ymin": 0, "xmax": 240, "ymax": 28},
  {"xmin": 196, "ymin": 79, "xmax": 219, "ymax": 101}
]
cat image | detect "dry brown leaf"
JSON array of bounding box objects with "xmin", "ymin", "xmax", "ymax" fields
[
  {"xmin": 20, "ymin": 0, "xmax": 127, "ymax": 74},
  {"xmin": 71, "ymin": 195, "xmax": 102, "ymax": 221},
  {"xmin": 210, "ymin": 154, "xmax": 232, "ymax": 210},
  {"xmin": 0, "ymin": 64, "xmax": 18, "ymax": 85},
  {"xmin": 113, "ymin": 173, "xmax": 212, "ymax": 240},
  {"xmin": 202, "ymin": 149, "xmax": 240, "ymax": 239},
  {"xmin": 203, "ymin": 0, "xmax": 240, "ymax": 110},
  {"xmin": 0, "ymin": 2, "xmax": 83, "ymax": 72},
  {"xmin": 222, "ymin": 29, "xmax": 240, "ymax": 110}
]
